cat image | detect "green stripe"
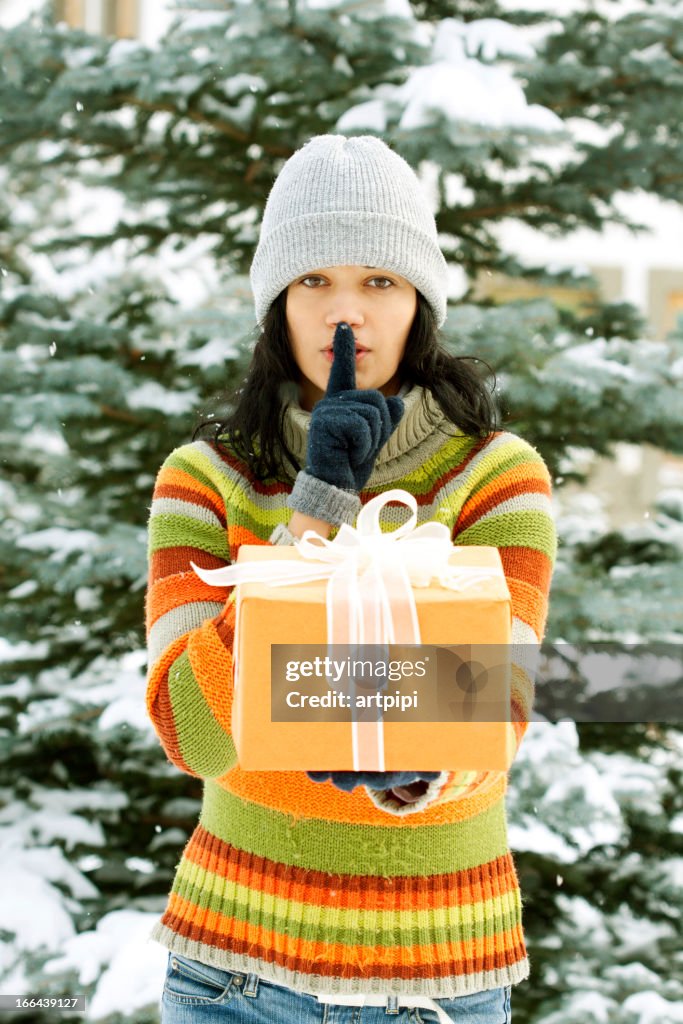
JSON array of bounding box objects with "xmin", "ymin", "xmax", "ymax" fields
[
  {"xmin": 429, "ymin": 434, "xmax": 480, "ymax": 474},
  {"xmin": 199, "ymin": 781, "xmax": 508, "ymax": 875},
  {"xmin": 170, "ymin": 853, "xmax": 522, "ymax": 946},
  {"xmin": 169, "ymin": 652, "xmax": 237, "ymax": 777},
  {"xmin": 149, "ymin": 513, "xmax": 230, "ymax": 559},
  {"xmin": 226, "ymin": 488, "xmax": 291, "ymax": 534},
  {"xmin": 457, "ymin": 510, "xmax": 556, "ymax": 560}
]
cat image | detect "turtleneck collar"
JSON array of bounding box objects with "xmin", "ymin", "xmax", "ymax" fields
[{"xmin": 281, "ymin": 384, "xmax": 462, "ymax": 486}]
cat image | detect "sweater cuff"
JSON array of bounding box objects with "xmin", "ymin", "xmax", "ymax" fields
[
  {"xmin": 269, "ymin": 522, "xmax": 297, "ymax": 546},
  {"xmin": 364, "ymin": 772, "xmax": 450, "ymax": 816},
  {"xmin": 286, "ymin": 470, "xmax": 361, "ymax": 527}
]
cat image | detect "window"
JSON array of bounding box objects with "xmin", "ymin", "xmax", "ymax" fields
[
  {"xmin": 54, "ymin": 0, "xmax": 138, "ymax": 38},
  {"xmin": 649, "ymin": 268, "xmax": 683, "ymax": 338}
]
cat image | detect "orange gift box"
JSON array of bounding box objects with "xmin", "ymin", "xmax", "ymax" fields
[{"xmin": 230, "ymin": 543, "xmax": 514, "ymax": 771}]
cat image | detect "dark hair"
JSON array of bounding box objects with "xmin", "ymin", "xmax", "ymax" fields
[{"xmin": 192, "ymin": 290, "xmax": 499, "ymax": 481}]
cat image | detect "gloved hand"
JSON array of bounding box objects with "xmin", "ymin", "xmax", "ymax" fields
[
  {"xmin": 305, "ymin": 322, "xmax": 404, "ymax": 491},
  {"xmin": 306, "ymin": 770, "xmax": 440, "ymax": 793}
]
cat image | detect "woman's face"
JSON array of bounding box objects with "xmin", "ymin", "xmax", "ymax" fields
[{"xmin": 285, "ymin": 265, "xmax": 417, "ymax": 412}]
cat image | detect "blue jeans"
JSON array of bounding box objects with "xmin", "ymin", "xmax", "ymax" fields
[{"xmin": 160, "ymin": 952, "xmax": 512, "ymax": 1023}]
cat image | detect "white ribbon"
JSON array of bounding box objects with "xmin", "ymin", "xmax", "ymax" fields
[{"xmin": 191, "ymin": 489, "xmax": 503, "ymax": 770}]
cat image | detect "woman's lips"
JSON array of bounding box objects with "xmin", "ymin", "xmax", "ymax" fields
[{"xmin": 323, "ymin": 349, "xmax": 369, "ymax": 362}]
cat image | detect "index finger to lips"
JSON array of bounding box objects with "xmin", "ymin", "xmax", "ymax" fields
[{"xmin": 325, "ymin": 322, "xmax": 357, "ymax": 397}]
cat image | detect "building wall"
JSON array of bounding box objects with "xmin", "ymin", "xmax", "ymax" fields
[{"xmin": 52, "ymin": 0, "xmax": 139, "ymax": 36}]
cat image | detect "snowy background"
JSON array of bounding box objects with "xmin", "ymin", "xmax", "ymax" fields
[{"xmin": 1, "ymin": 1, "xmax": 682, "ymax": 1022}]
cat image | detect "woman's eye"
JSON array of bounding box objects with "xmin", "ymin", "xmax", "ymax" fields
[{"xmin": 299, "ymin": 276, "xmax": 394, "ymax": 288}]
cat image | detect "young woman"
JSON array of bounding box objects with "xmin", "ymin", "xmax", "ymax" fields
[{"xmin": 145, "ymin": 135, "xmax": 557, "ymax": 1023}]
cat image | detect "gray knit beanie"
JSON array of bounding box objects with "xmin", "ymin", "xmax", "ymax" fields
[{"xmin": 249, "ymin": 134, "xmax": 449, "ymax": 328}]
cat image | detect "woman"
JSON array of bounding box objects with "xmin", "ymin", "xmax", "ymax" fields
[{"xmin": 145, "ymin": 134, "xmax": 556, "ymax": 1023}]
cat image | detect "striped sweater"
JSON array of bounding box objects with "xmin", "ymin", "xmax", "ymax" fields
[{"xmin": 145, "ymin": 383, "xmax": 557, "ymax": 998}]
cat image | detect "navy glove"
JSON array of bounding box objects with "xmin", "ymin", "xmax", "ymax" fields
[
  {"xmin": 306, "ymin": 770, "xmax": 440, "ymax": 793},
  {"xmin": 306, "ymin": 322, "xmax": 404, "ymax": 491}
]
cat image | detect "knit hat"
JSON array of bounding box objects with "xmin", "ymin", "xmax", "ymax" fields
[{"xmin": 249, "ymin": 134, "xmax": 449, "ymax": 328}]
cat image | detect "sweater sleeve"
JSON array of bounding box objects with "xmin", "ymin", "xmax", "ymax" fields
[
  {"xmin": 365, "ymin": 432, "xmax": 557, "ymax": 816},
  {"xmin": 145, "ymin": 443, "xmax": 292, "ymax": 779}
]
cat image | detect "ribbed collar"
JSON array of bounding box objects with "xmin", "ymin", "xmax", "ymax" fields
[{"xmin": 281, "ymin": 384, "xmax": 462, "ymax": 485}]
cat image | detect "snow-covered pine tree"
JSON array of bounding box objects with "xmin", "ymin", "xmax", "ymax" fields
[{"xmin": 0, "ymin": 0, "xmax": 682, "ymax": 1020}]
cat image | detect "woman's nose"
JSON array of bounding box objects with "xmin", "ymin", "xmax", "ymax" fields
[
  {"xmin": 325, "ymin": 306, "xmax": 364, "ymax": 328},
  {"xmin": 324, "ymin": 287, "xmax": 365, "ymax": 329}
]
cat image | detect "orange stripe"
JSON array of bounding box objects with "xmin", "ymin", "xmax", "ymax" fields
[
  {"xmin": 157, "ymin": 465, "xmax": 225, "ymax": 522},
  {"xmin": 500, "ymin": 545, "xmax": 553, "ymax": 584},
  {"xmin": 506, "ymin": 575, "xmax": 549, "ymax": 639},
  {"xmin": 218, "ymin": 767, "xmax": 507, "ymax": 827},
  {"xmin": 457, "ymin": 463, "xmax": 550, "ymax": 533},
  {"xmin": 227, "ymin": 523, "xmax": 271, "ymax": 548},
  {"xmin": 147, "ymin": 572, "xmax": 228, "ymax": 629},
  {"xmin": 507, "ymin": 577, "xmax": 540, "ymax": 633}
]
